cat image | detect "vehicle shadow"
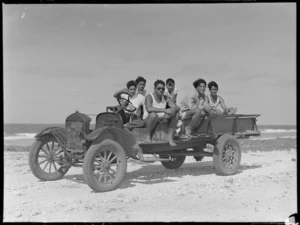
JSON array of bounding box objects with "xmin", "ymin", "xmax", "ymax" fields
[
  {"xmin": 239, "ymin": 163, "xmax": 262, "ymax": 170},
  {"xmin": 119, "ymin": 160, "xmax": 262, "ymax": 189},
  {"xmin": 62, "ymin": 161, "xmax": 263, "ymax": 188},
  {"xmin": 119, "ymin": 161, "xmax": 214, "ymax": 189},
  {"xmin": 64, "ymin": 174, "xmax": 86, "ymax": 184}
]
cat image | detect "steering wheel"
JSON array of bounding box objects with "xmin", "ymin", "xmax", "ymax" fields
[{"xmin": 117, "ymin": 92, "xmax": 136, "ymax": 113}]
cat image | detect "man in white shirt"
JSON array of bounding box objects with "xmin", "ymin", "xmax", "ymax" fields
[
  {"xmin": 207, "ymin": 81, "xmax": 237, "ymax": 115},
  {"xmin": 135, "ymin": 76, "xmax": 147, "ymax": 97},
  {"xmin": 113, "ymin": 80, "xmax": 145, "ymax": 123},
  {"xmin": 164, "ymin": 78, "xmax": 178, "ymax": 103},
  {"xmin": 179, "ymin": 78, "xmax": 211, "ymax": 137}
]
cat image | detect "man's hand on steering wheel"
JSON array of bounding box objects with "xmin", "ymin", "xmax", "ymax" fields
[{"xmin": 117, "ymin": 92, "xmax": 136, "ymax": 113}]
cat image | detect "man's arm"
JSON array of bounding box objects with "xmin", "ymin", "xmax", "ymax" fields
[
  {"xmin": 190, "ymin": 94, "xmax": 199, "ymax": 109},
  {"xmin": 171, "ymin": 94, "xmax": 177, "ymax": 103},
  {"xmin": 113, "ymin": 88, "xmax": 128, "ymax": 98},
  {"xmin": 145, "ymin": 95, "xmax": 167, "ymax": 113},
  {"xmin": 219, "ymin": 96, "xmax": 228, "ymax": 111},
  {"xmin": 204, "ymin": 95, "xmax": 210, "ymax": 105},
  {"xmin": 127, "ymin": 95, "xmax": 145, "ymax": 116},
  {"xmin": 166, "ymin": 97, "xmax": 180, "ymax": 112},
  {"xmin": 202, "ymin": 95, "xmax": 212, "ymax": 112},
  {"xmin": 180, "ymin": 96, "xmax": 190, "ymax": 111}
]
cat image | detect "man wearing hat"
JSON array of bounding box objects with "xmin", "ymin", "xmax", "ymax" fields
[{"xmin": 179, "ymin": 78, "xmax": 211, "ymax": 137}]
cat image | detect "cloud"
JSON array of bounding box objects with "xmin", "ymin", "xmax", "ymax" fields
[
  {"xmin": 4, "ymin": 64, "xmax": 41, "ymax": 77},
  {"xmin": 96, "ymin": 23, "xmax": 103, "ymax": 29},
  {"xmin": 21, "ymin": 12, "xmax": 26, "ymax": 19},
  {"xmin": 230, "ymin": 72, "xmax": 272, "ymax": 81},
  {"xmin": 270, "ymin": 78, "xmax": 296, "ymax": 87},
  {"xmin": 222, "ymin": 90, "xmax": 244, "ymax": 96},
  {"xmin": 6, "ymin": 64, "xmax": 99, "ymax": 79},
  {"xmin": 79, "ymin": 19, "xmax": 86, "ymax": 28},
  {"xmin": 111, "ymin": 79, "xmax": 127, "ymax": 89},
  {"xmin": 47, "ymin": 67, "xmax": 97, "ymax": 79},
  {"xmin": 178, "ymin": 63, "xmax": 232, "ymax": 76}
]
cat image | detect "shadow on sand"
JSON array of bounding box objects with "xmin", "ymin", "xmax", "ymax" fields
[{"xmin": 63, "ymin": 160, "xmax": 263, "ymax": 190}]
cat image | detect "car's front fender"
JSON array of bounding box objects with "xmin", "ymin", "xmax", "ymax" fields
[
  {"xmin": 86, "ymin": 126, "xmax": 140, "ymax": 160},
  {"xmin": 35, "ymin": 127, "xmax": 66, "ymax": 147},
  {"xmin": 85, "ymin": 126, "xmax": 109, "ymax": 141}
]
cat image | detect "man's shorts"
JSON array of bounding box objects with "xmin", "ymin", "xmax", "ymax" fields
[{"xmin": 144, "ymin": 112, "xmax": 170, "ymax": 124}]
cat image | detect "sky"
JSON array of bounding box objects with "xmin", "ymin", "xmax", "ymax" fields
[{"xmin": 3, "ymin": 3, "xmax": 296, "ymax": 125}]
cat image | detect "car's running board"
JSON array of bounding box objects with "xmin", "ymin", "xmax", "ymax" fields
[{"xmin": 138, "ymin": 154, "xmax": 171, "ymax": 162}]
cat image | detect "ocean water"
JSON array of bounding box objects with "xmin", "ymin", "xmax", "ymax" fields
[{"xmin": 3, "ymin": 123, "xmax": 296, "ymax": 147}]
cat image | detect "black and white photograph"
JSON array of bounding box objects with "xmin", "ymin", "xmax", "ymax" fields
[{"xmin": 3, "ymin": 3, "xmax": 296, "ymax": 222}]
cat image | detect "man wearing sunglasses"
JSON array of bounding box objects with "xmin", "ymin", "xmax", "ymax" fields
[{"xmin": 143, "ymin": 80, "xmax": 180, "ymax": 146}]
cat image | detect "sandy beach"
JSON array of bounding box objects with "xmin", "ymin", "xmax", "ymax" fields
[{"xmin": 3, "ymin": 141, "xmax": 297, "ymax": 223}]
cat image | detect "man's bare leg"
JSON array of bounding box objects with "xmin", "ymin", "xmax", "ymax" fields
[
  {"xmin": 167, "ymin": 112, "xmax": 179, "ymax": 146},
  {"xmin": 184, "ymin": 108, "xmax": 202, "ymax": 136},
  {"xmin": 145, "ymin": 112, "xmax": 158, "ymax": 142},
  {"xmin": 225, "ymin": 107, "xmax": 237, "ymax": 115}
]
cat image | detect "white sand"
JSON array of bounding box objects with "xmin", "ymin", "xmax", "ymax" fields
[{"xmin": 3, "ymin": 148, "xmax": 297, "ymax": 222}]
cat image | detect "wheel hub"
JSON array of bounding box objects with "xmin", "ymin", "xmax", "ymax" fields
[
  {"xmin": 47, "ymin": 153, "xmax": 55, "ymax": 162},
  {"xmin": 101, "ymin": 160, "xmax": 111, "ymax": 171},
  {"xmin": 224, "ymin": 144, "xmax": 236, "ymax": 165}
]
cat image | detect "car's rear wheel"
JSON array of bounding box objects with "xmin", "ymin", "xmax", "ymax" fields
[
  {"xmin": 213, "ymin": 134, "xmax": 241, "ymax": 175},
  {"xmin": 29, "ymin": 135, "xmax": 70, "ymax": 181},
  {"xmin": 83, "ymin": 139, "xmax": 127, "ymax": 192},
  {"xmin": 160, "ymin": 155, "xmax": 186, "ymax": 169},
  {"xmin": 194, "ymin": 156, "xmax": 204, "ymax": 161}
]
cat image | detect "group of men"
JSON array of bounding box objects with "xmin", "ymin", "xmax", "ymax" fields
[{"xmin": 113, "ymin": 76, "xmax": 237, "ymax": 146}]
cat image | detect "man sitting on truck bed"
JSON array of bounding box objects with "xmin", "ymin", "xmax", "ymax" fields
[
  {"xmin": 143, "ymin": 79, "xmax": 180, "ymax": 146},
  {"xmin": 207, "ymin": 81, "xmax": 237, "ymax": 116},
  {"xmin": 179, "ymin": 78, "xmax": 212, "ymax": 137}
]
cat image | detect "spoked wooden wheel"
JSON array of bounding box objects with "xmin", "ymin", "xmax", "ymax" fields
[
  {"xmin": 213, "ymin": 134, "xmax": 241, "ymax": 175},
  {"xmin": 222, "ymin": 143, "xmax": 239, "ymax": 169},
  {"xmin": 29, "ymin": 135, "xmax": 70, "ymax": 181},
  {"xmin": 83, "ymin": 140, "xmax": 127, "ymax": 192}
]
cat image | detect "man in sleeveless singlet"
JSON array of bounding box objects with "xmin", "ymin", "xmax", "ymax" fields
[
  {"xmin": 165, "ymin": 78, "xmax": 178, "ymax": 103},
  {"xmin": 143, "ymin": 80, "xmax": 180, "ymax": 146},
  {"xmin": 207, "ymin": 81, "xmax": 237, "ymax": 115}
]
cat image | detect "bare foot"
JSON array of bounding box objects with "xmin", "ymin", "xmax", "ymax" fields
[
  {"xmin": 185, "ymin": 126, "xmax": 192, "ymax": 136},
  {"xmin": 185, "ymin": 127, "xmax": 198, "ymax": 138},
  {"xmin": 168, "ymin": 139, "xmax": 177, "ymax": 147},
  {"xmin": 144, "ymin": 137, "xmax": 152, "ymax": 143}
]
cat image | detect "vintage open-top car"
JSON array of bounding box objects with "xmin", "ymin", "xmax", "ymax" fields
[{"xmin": 29, "ymin": 93, "xmax": 261, "ymax": 192}]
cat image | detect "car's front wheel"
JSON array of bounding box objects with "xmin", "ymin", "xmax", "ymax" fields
[
  {"xmin": 29, "ymin": 135, "xmax": 70, "ymax": 181},
  {"xmin": 83, "ymin": 139, "xmax": 127, "ymax": 192}
]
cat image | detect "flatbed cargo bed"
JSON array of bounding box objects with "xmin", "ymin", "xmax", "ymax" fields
[{"xmin": 133, "ymin": 114, "xmax": 260, "ymax": 153}]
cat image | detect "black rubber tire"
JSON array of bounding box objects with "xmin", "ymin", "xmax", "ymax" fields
[
  {"xmin": 213, "ymin": 134, "xmax": 241, "ymax": 175},
  {"xmin": 192, "ymin": 146, "xmax": 205, "ymax": 161},
  {"xmin": 29, "ymin": 135, "xmax": 70, "ymax": 181},
  {"xmin": 194, "ymin": 156, "xmax": 204, "ymax": 161},
  {"xmin": 83, "ymin": 139, "xmax": 127, "ymax": 192},
  {"xmin": 160, "ymin": 155, "xmax": 186, "ymax": 169}
]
